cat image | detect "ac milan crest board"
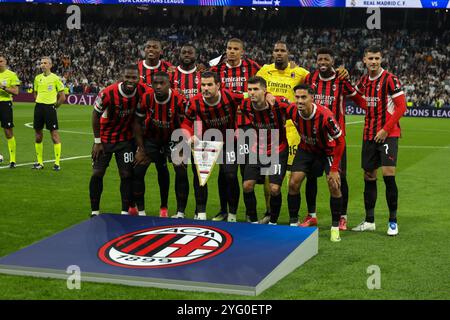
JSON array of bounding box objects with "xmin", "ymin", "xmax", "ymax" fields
[{"xmin": 0, "ymin": 214, "xmax": 318, "ymax": 296}]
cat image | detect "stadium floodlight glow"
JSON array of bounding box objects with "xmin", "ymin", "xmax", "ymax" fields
[{"xmin": 240, "ymin": 7, "xmax": 243, "ymax": 10}]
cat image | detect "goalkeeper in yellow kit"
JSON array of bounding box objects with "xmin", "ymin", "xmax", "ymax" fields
[
  {"xmin": 256, "ymin": 41, "xmax": 309, "ymax": 224},
  {"xmin": 257, "ymin": 41, "xmax": 349, "ymax": 225}
]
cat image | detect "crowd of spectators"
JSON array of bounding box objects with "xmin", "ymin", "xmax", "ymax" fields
[{"xmin": 1, "ymin": 16, "xmax": 449, "ymax": 108}]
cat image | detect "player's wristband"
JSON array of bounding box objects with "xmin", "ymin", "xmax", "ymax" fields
[{"xmin": 94, "ymin": 138, "xmax": 101, "ymax": 144}]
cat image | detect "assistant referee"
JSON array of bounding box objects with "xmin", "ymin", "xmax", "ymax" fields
[
  {"xmin": 32, "ymin": 56, "xmax": 65, "ymax": 171},
  {"xmin": 0, "ymin": 55, "xmax": 20, "ymax": 168}
]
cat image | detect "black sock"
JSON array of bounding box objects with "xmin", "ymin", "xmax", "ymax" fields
[
  {"xmin": 132, "ymin": 164, "xmax": 148, "ymax": 211},
  {"xmin": 225, "ymin": 172, "xmax": 240, "ymax": 215},
  {"xmin": 174, "ymin": 166, "xmax": 189, "ymax": 213},
  {"xmin": 384, "ymin": 176, "xmax": 398, "ymax": 223},
  {"xmin": 243, "ymin": 191, "xmax": 257, "ymax": 221},
  {"xmin": 288, "ymin": 193, "xmax": 301, "ymax": 220},
  {"xmin": 120, "ymin": 176, "xmax": 133, "ymax": 212},
  {"xmin": 218, "ymin": 169, "xmax": 228, "ymax": 213},
  {"xmin": 330, "ymin": 196, "xmax": 343, "ymax": 227},
  {"xmin": 341, "ymin": 175, "xmax": 349, "ymax": 216},
  {"xmin": 89, "ymin": 175, "xmax": 103, "ymax": 211},
  {"xmin": 364, "ymin": 179, "xmax": 377, "ymax": 223},
  {"xmin": 305, "ymin": 176, "xmax": 318, "ymax": 214},
  {"xmin": 270, "ymin": 193, "xmax": 282, "ymax": 222},
  {"xmin": 156, "ymin": 162, "xmax": 170, "ymax": 208},
  {"xmin": 192, "ymin": 164, "xmax": 207, "ymax": 213}
]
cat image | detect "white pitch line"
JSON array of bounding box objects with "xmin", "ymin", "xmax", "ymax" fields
[
  {"xmin": 24, "ymin": 122, "xmax": 91, "ymax": 135},
  {"xmin": 0, "ymin": 155, "xmax": 91, "ymax": 169},
  {"xmin": 346, "ymin": 120, "xmax": 364, "ymax": 125}
]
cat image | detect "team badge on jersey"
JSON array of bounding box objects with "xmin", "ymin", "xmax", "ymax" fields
[
  {"xmin": 291, "ymin": 73, "xmax": 296, "ymax": 78},
  {"xmin": 98, "ymin": 225, "xmax": 233, "ymax": 268}
]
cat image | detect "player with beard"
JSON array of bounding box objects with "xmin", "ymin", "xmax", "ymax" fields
[
  {"xmin": 210, "ymin": 38, "xmax": 266, "ymax": 222},
  {"xmin": 302, "ymin": 47, "xmax": 366, "ymax": 230},
  {"xmin": 90, "ymin": 65, "xmax": 140, "ymax": 217},
  {"xmin": 180, "ymin": 71, "xmax": 244, "ymax": 221},
  {"xmin": 137, "ymin": 39, "xmax": 173, "ymax": 217},
  {"xmin": 133, "ymin": 72, "xmax": 188, "ymax": 218},
  {"xmin": 171, "ymin": 44, "xmax": 202, "ymax": 100}
]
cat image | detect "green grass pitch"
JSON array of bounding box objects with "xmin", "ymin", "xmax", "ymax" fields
[{"xmin": 0, "ymin": 103, "xmax": 449, "ymax": 299}]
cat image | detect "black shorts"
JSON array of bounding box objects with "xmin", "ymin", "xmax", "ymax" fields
[
  {"xmin": 243, "ymin": 148, "xmax": 289, "ymax": 186},
  {"xmin": 0, "ymin": 101, "xmax": 14, "ymax": 129},
  {"xmin": 308, "ymin": 147, "xmax": 347, "ymax": 178},
  {"xmin": 142, "ymin": 139, "xmax": 174, "ymax": 164},
  {"xmin": 291, "ymin": 148, "xmax": 333, "ymax": 176},
  {"xmin": 361, "ymin": 137, "xmax": 398, "ymax": 171},
  {"xmin": 92, "ymin": 140, "xmax": 135, "ymax": 172},
  {"xmin": 33, "ymin": 103, "xmax": 58, "ymax": 131}
]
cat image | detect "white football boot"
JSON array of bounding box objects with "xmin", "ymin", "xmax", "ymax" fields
[{"xmin": 352, "ymin": 221, "xmax": 376, "ymax": 232}]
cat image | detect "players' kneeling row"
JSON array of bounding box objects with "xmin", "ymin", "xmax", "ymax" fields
[{"xmin": 87, "ymin": 67, "xmax": 346, "ymax": 242}]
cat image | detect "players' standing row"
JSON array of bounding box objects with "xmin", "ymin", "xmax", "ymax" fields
[{"xmin": 0, "ymin": 38, "xmax": 406, "ymax": 242}]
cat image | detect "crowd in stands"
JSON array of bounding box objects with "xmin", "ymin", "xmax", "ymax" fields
[{"xmin": 1, "ymin": 18, "xmax": 449, "ymax": 108}]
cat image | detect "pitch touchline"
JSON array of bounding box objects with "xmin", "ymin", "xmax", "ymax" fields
[
  {"xmin": 0, "ymin": 155, "xmax": 91, "ymax": 169},
  {"xmin": 24, "ymin": 122, "xmax": 91, "ymax": 135}
]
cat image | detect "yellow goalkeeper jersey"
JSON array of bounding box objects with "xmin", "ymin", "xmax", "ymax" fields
[{"xmin": 256, "ymin": 63, "xmax": 309, "ymax": 165}]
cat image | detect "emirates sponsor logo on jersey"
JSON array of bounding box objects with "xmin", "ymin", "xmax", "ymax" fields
[
  {"xmin": 116, "ymin": 107, "xmax": 133, "ymax": 117},
  {"xmin": 98, "ymin": 225, "xmax": 233, "ymax": 269},
  {"xmin": 203, "ymin": 114, "xmax": 231, "ymax": 127},
  {"xmin": 301, "ymin": 134, "xmax": 317, "ymax": 145}
]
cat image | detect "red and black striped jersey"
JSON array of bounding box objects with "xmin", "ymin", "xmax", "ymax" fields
[
  {"xmin": 236, "ymin": 96, "xmax": 290, "ymax": 155},
  {"xmin": 138, "ymin": 59, "xmax": 173, "ymax": 88},
  {"xmin": 93, "ymin": 82, "xmax": 139, "ymax": 144},
  {"xmin": 210, "ymin": 58, "xmax": 261, "ymax": 93},
  {"xmin": 181, "ymin": 89, "xmax": 244, "ymax": 138},
  {"xmin": 356, "ymin": 69, "xmax": 405, "ymax": 141},
  {"xmin": 287, "ymin": 103, "xmax": 342, "ymax": 156},
  {"xmin": 305, "ymin": 70, "xmax": 357, "ymax": 136},
  {"xmin": 136, "ymin": 89, "xmax": 187, "ymax": 144},
  {"xmin": 170, "ymin": 66, "xmax": 201, "ymax": 100}
]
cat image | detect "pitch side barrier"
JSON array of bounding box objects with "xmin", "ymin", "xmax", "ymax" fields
[
  {"xmin": 14, "ymin": 93, "xmax": 450, "ymax": 118},
  {"xmin": 346, "ymin": 104, "xmax": 450, "ymax": 118}
]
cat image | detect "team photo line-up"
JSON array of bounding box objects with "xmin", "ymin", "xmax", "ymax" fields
[{"xmin": 0, "ymin": 38, "xmax": 406, "ymax": 242}]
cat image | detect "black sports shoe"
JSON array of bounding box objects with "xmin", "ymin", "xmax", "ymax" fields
[
  {"xmin": 212, "ymin": 212, "xmax": 228, "ymax": 221},
  {"xmin": 9, "ymin": 162, "xmax": 16, "ymax": 169},
  {"xmin": 289, "ymin": 217, "xmax": 299, "ymax": 226},
  {"xmin": 32, "ymin": 163, "xmax": 44, "ymax": 170},
  {"xmin": 53, "ymin": 164, "xmax": 61, "ymax": 171}
]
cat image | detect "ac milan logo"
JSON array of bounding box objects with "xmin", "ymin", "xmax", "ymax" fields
[
  {"xmin": 332, "ymin": 84, "xmax": 336, "ymax": 91},
  {"xmin": 98, "ymin": 225, "xmax": 232, "ymax": 269}
]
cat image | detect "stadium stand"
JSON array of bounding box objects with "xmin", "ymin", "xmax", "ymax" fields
[{"xmin": 0, "ymin": 5, "xmax": 449, "ymax": 108}]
